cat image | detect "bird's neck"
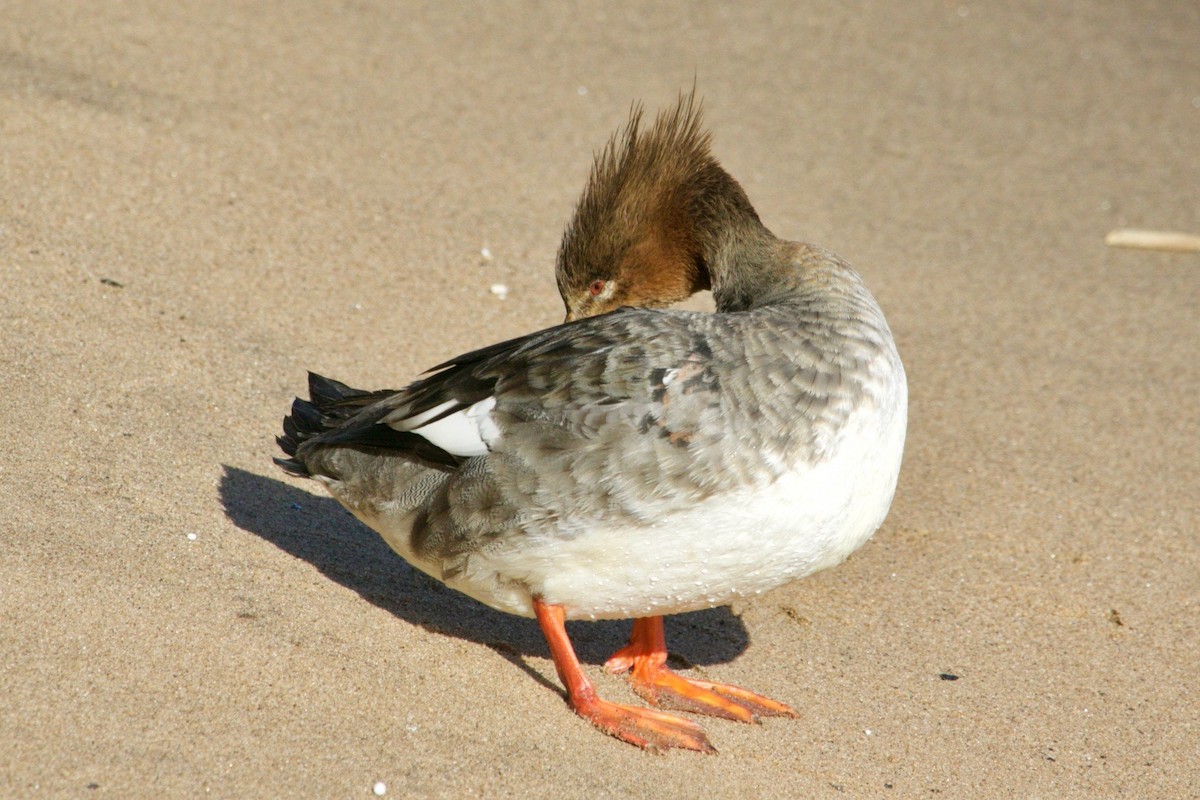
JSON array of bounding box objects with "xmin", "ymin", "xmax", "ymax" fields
[{"xmin": 686, "ymin": 167, "xmax": 788, "ymax": 313}]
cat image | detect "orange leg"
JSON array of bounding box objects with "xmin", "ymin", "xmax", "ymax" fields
[
  {"xmin": 604, "ymin": 616, "xmax": 798, "ymax": 722},
  {"xmin": 532, "ymin": 599, "xmax": 715, "ymax": 753}
]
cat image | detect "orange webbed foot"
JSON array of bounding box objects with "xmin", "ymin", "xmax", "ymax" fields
[
  {"xmin": 570, "ymin": 693, "xmax": 716, "ymax": 754},
  {"xmin": 605, "ymin": 616, "xmax": 798, "ymax": 723},
  {"xmin": 533, "ymin": 599, "xmax": 718, "ymax": 753}
]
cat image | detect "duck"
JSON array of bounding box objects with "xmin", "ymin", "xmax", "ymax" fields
[{"xmin": 275, "ymin": 92, "xmax": 907, "ymax": 753}]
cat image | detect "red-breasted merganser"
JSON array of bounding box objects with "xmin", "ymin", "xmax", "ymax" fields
[{"xmin": 276, "ymin": 94, "xmax": 907, "ymax": 752}]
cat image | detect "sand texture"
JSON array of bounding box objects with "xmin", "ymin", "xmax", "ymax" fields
[{"xmin": 2, "ymin": 2, "xmax": 1198, "ymax": 797}]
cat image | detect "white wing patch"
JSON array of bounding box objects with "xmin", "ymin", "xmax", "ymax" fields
[{"xmin": 384, "ymin": 397, "xmax": 499, "ymax": 457}]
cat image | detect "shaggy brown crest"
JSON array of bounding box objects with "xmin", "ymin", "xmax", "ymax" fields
[{"xmin": 555, "ymin": 92, "xmax": 767, "ymax": 321}]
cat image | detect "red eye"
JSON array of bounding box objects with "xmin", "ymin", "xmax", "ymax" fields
[{"xmin": 588, "ymin": 279, "xmax": 606, "ymax": 297}]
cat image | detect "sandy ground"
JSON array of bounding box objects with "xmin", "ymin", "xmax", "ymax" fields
[{"xmin": 3, "ymin": 2, "xmax": 1198, "ymax": 797}]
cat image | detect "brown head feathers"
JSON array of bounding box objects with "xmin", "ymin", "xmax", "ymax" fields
[{"xmin": 556, "ymin": 91, "xmax": 770, "ymax": 321}]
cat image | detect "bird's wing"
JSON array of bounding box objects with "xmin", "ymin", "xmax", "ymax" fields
[{"xmin": 296, "ymin": 307, "xmax": 724, "ymax": 475}]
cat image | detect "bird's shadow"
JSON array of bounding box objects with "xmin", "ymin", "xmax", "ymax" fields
[{"xmin": 219, "ymin": 466, "xmax": 751, "ymax": 683}]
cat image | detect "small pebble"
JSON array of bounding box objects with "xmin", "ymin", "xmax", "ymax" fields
[
  {"xmin": 490, "ymin": 283, "xmax": 508, "ymax": 300},
  {"xmin": 373, "ymin": 781, "xmax": 387, "ymax": 796},
  {"xmin": 480, "ymin": 246, "xmax": 493, "ymax": 261},
  {"xmin": 186, "ymin": 533, "xmax": 197, "ymax": 541}
]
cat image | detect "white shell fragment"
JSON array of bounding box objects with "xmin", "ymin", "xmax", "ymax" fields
[
  {"xmin": 490, "ymin": 283, "xmax": 509, "ymax": 300},
  {"xmin": 1105, "ymin": 228, "xmax": 1200, "ymax": 253}
]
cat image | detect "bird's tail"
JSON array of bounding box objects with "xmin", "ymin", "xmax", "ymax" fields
[{"xmin": 274, "ymin": 372, "xmax": 392, "ymax": 477}]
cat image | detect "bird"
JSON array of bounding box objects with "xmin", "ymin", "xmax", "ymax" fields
[{"xmin": 275, "ymin": 92, "xmax": 907, "ymax": 753}]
